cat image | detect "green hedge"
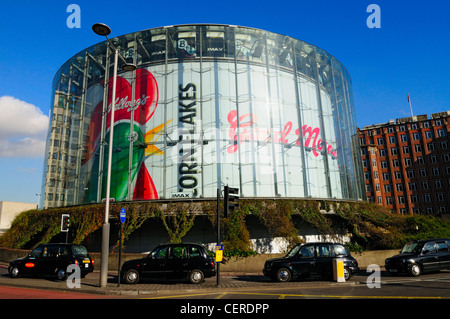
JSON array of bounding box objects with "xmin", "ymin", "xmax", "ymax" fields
[{"xmin": 1, "ymin": 199, "xmax": 449, "ymax": 255}]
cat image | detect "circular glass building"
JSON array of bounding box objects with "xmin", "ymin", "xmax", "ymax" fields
[{"xmin": 41, "ymin": 24, "xmax": 364, "ymax": 208}]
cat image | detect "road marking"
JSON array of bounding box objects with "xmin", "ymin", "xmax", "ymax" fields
[
  {"xmin": 215, "ymin": 292, "xmax": 228, "ymax": 299},
  {"xmin": 146, "ymin": 291, "xmax": 450, "ymax": 300}
]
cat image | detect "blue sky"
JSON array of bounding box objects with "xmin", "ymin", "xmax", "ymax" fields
[{"xmin": 0, "ymin": 0, "xmax": 449, "ymax": 204}]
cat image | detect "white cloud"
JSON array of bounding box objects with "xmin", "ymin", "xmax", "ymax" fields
[{"xmin": 0, "ymin": 96, "xmax": 49, "ymax": 158}]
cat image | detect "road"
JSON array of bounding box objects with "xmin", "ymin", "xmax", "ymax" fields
[
  {"xmin": 0, "ymin": 286, "xmax": 111, "ymax": 299},
  {"xmin": 1, "ymin": 263, "xmax": 449, "ymax": 300}
]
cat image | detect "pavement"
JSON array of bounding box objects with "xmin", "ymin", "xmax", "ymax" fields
[{"xmin": 0, "ymin": 261, "xmax": 361, "ymax": 297}]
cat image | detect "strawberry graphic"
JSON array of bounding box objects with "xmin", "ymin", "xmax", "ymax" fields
[{"xmin": 82, "ymin": 69, "xmax": 160, "ymax": 203}]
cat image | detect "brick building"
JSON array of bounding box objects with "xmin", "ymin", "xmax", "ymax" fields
[{"xmin": 359, "ymin": 111, "xmax": 450, "ymax": 216}]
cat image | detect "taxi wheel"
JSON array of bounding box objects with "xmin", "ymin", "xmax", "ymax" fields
[
  {"xmin": 189, "ymin": 269, "xmax": 205, "ymax": 284},
  {"xmin": 56, "ymin": 268, "xmax": 67, "ymax": 280},
  {"xmin": 10, "ymin": 266, "xmax": 20, "ymax": 278},
  {"xmin": 124, "ymin": 269, "xmax": 140, "ymax": 284},
  {"xmin": 276, "ymin": 267, "xmax": 292, "ymax": 282},
  {"xmin": 344, "ymin": 267, "xmax": 351, "ymax": 281},
  {"xmin": 410, "ymin": 264, "xmax": 422, "ymax": 276}
]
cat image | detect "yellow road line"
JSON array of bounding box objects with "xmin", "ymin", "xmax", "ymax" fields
[
  {"xmin": 146, "ymin": 291, "xmax": 449, "ymax": 300},
  {"xmin": 215, "ymin": 292, "xmax": 228, "ymax": 299}
]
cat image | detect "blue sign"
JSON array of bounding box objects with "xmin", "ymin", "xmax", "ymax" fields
[{"xmin": 120, "ymin": 207, "xmax": 126, "ymax": 223}]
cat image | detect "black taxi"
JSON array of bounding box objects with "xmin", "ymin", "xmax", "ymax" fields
[
  {"xmin": 263, "ymin": 242, "xmax": 359, "ymax": 282},
  {"xmin": 8, "ymin": 243, "xmax": 94, "ymax": 280},
  {"xmin": 121, "ymin": 243, "xmax": 215, "ymax": 284},
  {"xmin": 385, "ymin": 238, "xmax": 450, "ymax": 276}
]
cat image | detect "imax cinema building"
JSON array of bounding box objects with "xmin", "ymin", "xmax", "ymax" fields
[{"xmin": 41, "ymin": 24, "xmax": 364, "ymax": 209}]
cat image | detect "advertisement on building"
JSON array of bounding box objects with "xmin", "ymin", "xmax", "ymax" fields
[{"xmin": 80, "ymin": 61, "xmax": 341, "ymax": 203}]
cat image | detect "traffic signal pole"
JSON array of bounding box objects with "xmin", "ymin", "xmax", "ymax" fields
[{"xmin": 216, "ymin": 188, "xmax": 221, "ymax": 286}]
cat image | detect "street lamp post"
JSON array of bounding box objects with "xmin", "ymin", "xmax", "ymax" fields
[{"xmin": 92, "ymin": 23, "xmax": 136, "ymax": 287}]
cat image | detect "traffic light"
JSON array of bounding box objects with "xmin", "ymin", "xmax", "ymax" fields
[
  {"xmin": 224, "ymin": 186, "xmax": 239, "ymax": 218},
  {"xmin": 61, "ymin": 214, "xmax": 70, "ymax": 232}
]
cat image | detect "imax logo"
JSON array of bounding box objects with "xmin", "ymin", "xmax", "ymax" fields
[{"xmin": 171, "ymin": 192, "xmax": 191, "ymax": 198}]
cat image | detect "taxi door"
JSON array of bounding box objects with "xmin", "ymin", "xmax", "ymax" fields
[
  {"xmin": 290, "ymin": 245, "xmax": 315, "ymax": 277},
  {"xmin": 314, "ymin": 244, "xmax": 334, "ymax": 278},
  {"xmin": 141, "ymin": 245, "xmax": 169, "ymax": 278},
  {"xmin": 166, "ymin": 245, "xmax": 189, "ymax": 278}
]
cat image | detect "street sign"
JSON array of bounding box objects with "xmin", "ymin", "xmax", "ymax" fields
[{"xmin": 120, "ymin": 207, "xmax": 126, "ymax": 223}]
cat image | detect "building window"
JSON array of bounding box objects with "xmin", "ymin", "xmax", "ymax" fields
[
  {"xmin": 425, "ymin": 131, "xmax": 434, "ymax": 139},
  {"xmin": 414, "ymin": 144, "xmax": 422, "ymax": 152},
  {"xmin": 402, "ymin": 146, "xmax": 410, "ymax": 154},
  {"xmin": 381, "ymin": 161, "xmax": 388, "ymax": 168},
  {"xmin": 432, "ymin": 167, "xmax": 440, "ymax": 176},
  {"xmin": 394, "ymin": 171, "xmax": 402, "ymax": 179},
  {"xmin": 384, "ymin": 184, "xmax": 392, "ymax": 192},
  {"xmin": 422, "ymin": 121, "xmax": 430, "ymax": 128},
  {"xmin": 363, "ymin": 160, "xmax": 369, "ymax": 167},
  {"xmin": 430, "ymin": 155, "xmax": 438, "ymax": 163},
  {"xmin": 396, "ymin": 183, "xmax": 403, "ymax": 191},
  {"xmin": 410, "ymin": 195, "xmax": 418, "ymax": 203},
  {"xmin": 407, "ymin": 170, "xmax": 415, "ymax": 178},
  {"xmin": 421, "ymin": 181, "xmax": 429, "ymax": 189},
  {"xmin": 398, "ymin": 196, "xmax": 406, "ymax": 204},
  {"xmin": 442, "ymin": 153, "xmax": 450, "ymax": 162},
  {"xmin": 408, "ymin": 182, "xmax": 416, "ymax": 190},
  {"xmin": 417, "ymin": 156, "xmax": 424, "ymax": 164},
  {"xmin": 379, "ymin": 149, "xmax": 386, "ymax": 157},
  {"xmin": 435, "ymin": 119, "xmax": 443, "ymax": 126},
  {"xmin": 400, "ymin": 134, "xmax": 408, "ymax": 142},
  {"xmin": 386, "ymin": 197, "xmax": 393, "ymax": 205},
  {"xmin": 392, "ymin": 159, "xmax": 400, "ymax": 167},
  {"xmin": 440, "ymin": 141, "xmax": 448, "ymax": 149},
  {"xmin": 423, "ymin": 194, "xmax": 432, "ymax": 202},
  {"xmin": 391, "ymin": 147, "xmax": 398, "ymax": 155},
  {"xmin": 377, "ymin": 138, "xmax": 385, "ymax": 145},
  {"xmin": 420, "ymin": 169, "xmax": 427, "ymax": 177},
  {"xmin": 404, "ymin": 158, "xmax": 412, "ymax": 166},
  {"xmin": 435, "ymin": 180, "xmax": 442, "ymax": 188},
  {"xmin": 389, "ymin": 136, "xmax": 397, "ymax": 144},
  {"xmin": 383, "ymin": 173, "xmax": 390, "ymax": 181}
]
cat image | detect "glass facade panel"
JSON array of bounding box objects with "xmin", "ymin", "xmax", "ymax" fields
[{"xmin": 41, "ymin": 24, "xmax": 364, "ymax": 208}]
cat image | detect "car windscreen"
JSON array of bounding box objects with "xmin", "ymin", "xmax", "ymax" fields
[
  {"xmin": 285, "ymin": 245, "xmax": 301, "ymax": 258},
  {"xmin": 72, "ymin": 245, "xmax": 89, "ymax": 257},
  {"xmin": 333, "ymin": 244, "xmax": 349, "ymax": 256},
  {"xmin": 401, "ymin": 242, "xmax": 419, "ymax": 254}
]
